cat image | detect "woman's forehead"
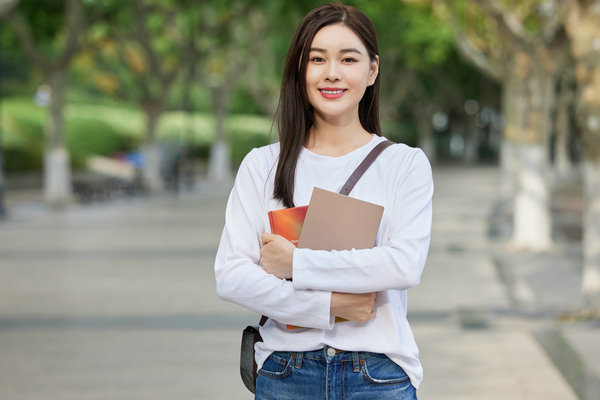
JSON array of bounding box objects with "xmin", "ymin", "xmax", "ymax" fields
[{"xmin": 310, "ymin": 23, "xmax": 367, "ymax": 53}]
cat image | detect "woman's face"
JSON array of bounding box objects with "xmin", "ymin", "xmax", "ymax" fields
[{"xmin": 305, "ymin": 23, "xmax": 378, "ymax": 125}]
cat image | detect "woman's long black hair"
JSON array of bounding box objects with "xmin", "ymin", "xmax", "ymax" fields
[{"xmin": 273, "ymin": 3, "xmax": 381, "ymax": 208}]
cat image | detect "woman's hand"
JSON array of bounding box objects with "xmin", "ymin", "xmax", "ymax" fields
[
  {"xmin": 260, "ymin": 233, "xmax": 295, "ymax": 279},
  {"xmin": 330, "ymin": 292, "xmax": 376, "ymax": 323}
]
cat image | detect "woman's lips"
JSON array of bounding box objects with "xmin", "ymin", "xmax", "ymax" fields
[{"xmin": 319, "ymin": 88, "xmax": 346, "ymax": 99}]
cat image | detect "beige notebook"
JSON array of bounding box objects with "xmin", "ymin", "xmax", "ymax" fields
[{"xmin": 298, "ymin": 187, "xmax": 384, "ymax": 250}]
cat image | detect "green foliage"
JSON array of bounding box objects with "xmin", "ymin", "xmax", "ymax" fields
[
  {"xmin": 11, "ymin": 0, "xmax": 66, "ymax": 59},
  {"xmin": 1, "ymin": 0, "xmax": 497, "ymax": 164},
  {"xmin": 1, "ymin": 97, "xmax": 272, "ymax": 171},
  {"xmin": 229, "ymin": 86, "xmax": 264, "ymax": 115},
  {"xmin": 66, "ymin": 117, "xmax": 137, "ymax": 168},
  {"xmin": 229, "ymin": 130, "xmax": 270, "ymax": 167},
  {"xmin": 1, "ymin": 101, "xmax": 45, "ymax": 171},
  {"xmin": 0, "ymin": 17, "xmax": 34, "ymax": 96},
  {"xmin": 383, "ymin": 119, "xmax": 419, "ymax": 147},
  {"xmin": 351, "ymin": 0, "xmax": 454, "ymax": 69}
]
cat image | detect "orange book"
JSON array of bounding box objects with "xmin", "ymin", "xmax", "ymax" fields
[
  {"xmin": 268, "ymin": 205, "xmax": 346, "ymax": 329},
  {"xmin": 268, "ymin": 206, "xmax": 308, "ymax": 247}
]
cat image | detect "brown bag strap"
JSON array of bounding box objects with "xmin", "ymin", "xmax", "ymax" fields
[
  {"xmin": 258, "ymin": 139, "xmax": 394, "ymax": 326},
  {"xmin": 339, "ymin": 140, "xmax": 394, "ymax": 196}
]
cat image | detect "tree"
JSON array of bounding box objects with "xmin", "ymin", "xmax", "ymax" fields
[
  {"xmin": 243, "ymin": 2, "xmax": 292, "ymax": 118},
  {"xmin": 367, "ymin": 0, "xmax": 456, "ymax": 162},
  {"xmin": 564, "ymin": 0, "xmax": 600, "ymax": 309},
  {"xmin": 0, "ymin": 0, "xmax": 21, "ymax": 217},
  {"xmin": 86, "ymin": 0, "xmax": 187, "ymax": 192},
  {"xmin": 353, "ymin": 0, "xmax": 494, "ymax": 163},
  {"xmin": 434, "ymin": 0, "xmax": 570, "ymax": 251},
  {"xmin": 4, "ymin": 0, "xmax": 102, "ymax": 206},
  {"xmin": 193, "ymin": 1, "xmax": 258, "ymax": 182}
]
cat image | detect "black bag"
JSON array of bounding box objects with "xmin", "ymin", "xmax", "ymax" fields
[
  {"xmin": 240, "ymin": 323, "xmax": 264, "ymax": 393},
  {"xmin": 239, "ymin": 140, "xmax": 393, "ymax": 393}
]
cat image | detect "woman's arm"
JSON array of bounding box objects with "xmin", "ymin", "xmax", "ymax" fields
[
  {"xmin": 260, "ymin": 231, "xmax": 378, "ymax": 323},
  {"xmin": 330, "ymin": 292, "xmax": 377, "ymax": 322},
  {"xmin": 291, "ymin": 149, "xmax": 433, "ymax": 294},
  {"xmin": 214, "ymin": 149, "xmax": 334, "ymax": 329}
]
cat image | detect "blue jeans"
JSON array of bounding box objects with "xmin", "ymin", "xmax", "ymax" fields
[{"xmin": 255, "ymin": 346, "xmax": 417, "ymax": 400}]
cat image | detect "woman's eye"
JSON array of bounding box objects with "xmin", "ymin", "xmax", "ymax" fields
[
  {"xmin": 310, "ymin": 56, "xmax": 325, "ymax": 63},
  {"xmin": 343, "ymin": 58, "xmax": 358, "ymax": 63}
]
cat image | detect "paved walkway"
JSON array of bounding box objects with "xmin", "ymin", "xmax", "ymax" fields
[{"xmin": 0, "ymin": 166, "xmax": 597, "ymax": 399}]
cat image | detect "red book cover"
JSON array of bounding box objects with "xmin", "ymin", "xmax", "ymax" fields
[
  {"xmin": 268, "ymin": 205, "xmax": 346, "ymax": 329},
  {"xmin": 268, "ymin": 206, "xmax": 308, "ymax": 247}
]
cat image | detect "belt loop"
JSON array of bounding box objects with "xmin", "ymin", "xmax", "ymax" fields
[
  {"xmin": 295, "ymin": 352, "xmax": 303, "ymax": 369},
  {"xmin": 352, "ymin": 352, "xmax": 360, "ymax": 373}
]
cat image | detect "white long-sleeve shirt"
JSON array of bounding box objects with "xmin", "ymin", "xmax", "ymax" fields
[{"xmin": 214, "ymin": 134, "xmax": 433, "ymax": 388}]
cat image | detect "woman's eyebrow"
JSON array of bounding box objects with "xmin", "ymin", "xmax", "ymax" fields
[{"xmin": 309, "ymin": 47, "xmax": 363, "ymax": 55}]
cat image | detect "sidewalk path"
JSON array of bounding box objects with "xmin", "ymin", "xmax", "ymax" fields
[
  {"xmin": 412, "ymin": 166, "xmax": 578, "ymax": 399},
  {"xmin": 0, "ymin": 167, "xmax": 589, "ymax": 399}
]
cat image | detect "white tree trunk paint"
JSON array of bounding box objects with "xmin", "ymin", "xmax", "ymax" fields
[
  {"xmin": 44, "ymin": 147, "xmax": 73, "ymax": 206},
  {"xmin": 582, "ymin": 161, "xmax": 600, "ymax": 302},
  {"xmin": 142, "ymin": 143, "xmax": 163, "ymax": 193},
  {"xmin": 208, "ymin": 140, "xmax": 232, "ymax": 182},
  {"xmin": 512, "ymin": 143, "xmax": 552, "ymax": 251},
  {"xmin": 500, "ymin": 140, "xmax": 518, "ymax": 200}
]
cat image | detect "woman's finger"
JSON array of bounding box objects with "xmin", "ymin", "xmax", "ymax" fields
[{"xmin": 261, "ymin": 232, "xmax": 274, "ymax": 245}]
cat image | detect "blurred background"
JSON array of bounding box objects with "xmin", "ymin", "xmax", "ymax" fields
[{"xmin": 0, "ymin": 0, "xmax": 599, "ymax": 399}]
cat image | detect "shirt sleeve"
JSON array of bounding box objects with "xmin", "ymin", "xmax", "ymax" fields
[
  {"xmin": 292, "ymin": 149, "xmax": 433, "ymax": 294},
  {"xmin": 214, "ymin": 149, "xmax": 334, "ymax": 329}
]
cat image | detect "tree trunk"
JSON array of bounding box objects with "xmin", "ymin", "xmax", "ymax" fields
[
  {"xmin": 553, "ymin": 68, "xmax": 575, "ymax": 179},
  {"xmin": 141, "ymin": 107, "xmax": 163, "ymax": 193},
  {"xmin": 501, "ymin": 69, "xmax": 527, "ymax": 201},
  {"xmin": 180, "ymin": 60, "xmax": 196, "ymax": 191},
  {"xmin": 506, "ymin": 56, "xmax": 555, "ymax": 251},
  {"xmin": 564, "ymin": 0, "xmax": 600, "ymax": 307},
  {"xmin": 582, "ymin": 160, "xmax": 600, "ymax": 305},
  {"xmin": 512, "ymin": 143, "xmax": 552, "ymax": 250},
  {"xmin": 208, "ymin": 86, "xmax": 232, "ymax": 182},
  {"xmin": 44, "ymin": 68, "xmax": 73, "ymax": 206},
  {"xmin": 499, "ymin": 140, "xmax": 519, "ymax": 200},
  {"xmin": 577, "ymin": 64, "xmax": 600, "ymax": 308},
  {"xmin": 463, "ymin": 118, "xmax": 478, "ymax": 164}
]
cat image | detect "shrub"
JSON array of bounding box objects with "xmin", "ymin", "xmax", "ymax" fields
[
  {"xmin": 2, "ymin": 113, "xmax": 45, "ymax": 171},
  {"xmin": 229, "ymin": 129, "xmax": 270, "ymax": 167},
  {"xmin": 66, "ymin": 117, "xmax": 138, "ymax": 168}
]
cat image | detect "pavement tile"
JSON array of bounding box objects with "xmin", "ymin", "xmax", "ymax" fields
[{"xmin": 0, "ymin": 167, "xmax": 595, "ymax": 399}]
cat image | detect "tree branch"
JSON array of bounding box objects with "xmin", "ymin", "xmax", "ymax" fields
[
  {"xmin": 539, "ymin": 0, "xmax": 568, "ymax": 43},
  {"xmin": 133, "ymin": 0, "xmax": 164, "ymax": 83},
  {"xmin": 5, "ymin": 10, "xmax": 50, "ymax": 69},
  {"xmin": 0, "ymin": 0, "xmax": 19, "ymax": 17},
  {"xmin": 58, "ymin": 0, "xmax": 85, "ymax": 67},
  {"xmin": 437, "ymin": 2, "xmax": 504, "ymax": 82},
  {"xmin": 474, "ymin": 0, "xmax": 535, "ymax": 52},
  {"xmin": 456, "ymin": 30, "xmax": 503, "ymax": 81}
]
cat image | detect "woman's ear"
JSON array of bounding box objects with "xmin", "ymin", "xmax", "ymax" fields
[{"xmin": 368, "ymin": 55, "xmax": 379, "ymax": 86}]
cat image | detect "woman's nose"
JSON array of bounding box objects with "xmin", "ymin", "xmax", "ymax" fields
[{"xmin": 324, "ymin": 63, "xmax": 341, "ymax": 81}]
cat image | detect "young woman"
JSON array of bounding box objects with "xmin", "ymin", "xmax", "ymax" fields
[{"xmin": 215, "ymin": 4, "xmax": 433, "ymax": 399}]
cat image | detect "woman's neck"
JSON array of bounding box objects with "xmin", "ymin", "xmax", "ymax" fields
[{"xmin": 305, "ymin": 117, "xmax": 372, "ymax": 157}]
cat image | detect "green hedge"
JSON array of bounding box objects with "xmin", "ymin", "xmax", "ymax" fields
[
  {"xmin": 66, "ymin": 117, "xmax": 137, "ymax": 168},
  {"xmin": 2, "ymin": 112, "xmax": 45, "ymax": 171},
  {"xmin": 1, "ymin": 98, "xmax": 272, "ymax": 172}
]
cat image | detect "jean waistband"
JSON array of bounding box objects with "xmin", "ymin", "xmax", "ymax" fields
[
  {"xmin": 299, "ymin": 346, "xmax": 373, "ymax": 360},
  {"xmin": 283, "ymin": 346, "xmax": 378, "ymax": 372}
]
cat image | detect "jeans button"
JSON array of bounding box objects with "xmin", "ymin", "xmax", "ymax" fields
[{"xmin": 327, "ymin": 347, "xmax": 336, "ymax": 357}]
